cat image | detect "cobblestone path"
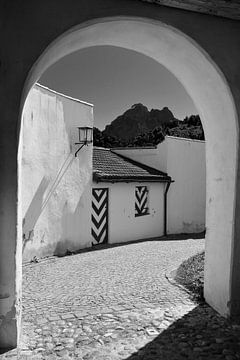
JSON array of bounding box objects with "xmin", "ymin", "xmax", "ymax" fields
[{"xmin": 1, "ymin": 238, "xmax": 240, "ymax": 359}]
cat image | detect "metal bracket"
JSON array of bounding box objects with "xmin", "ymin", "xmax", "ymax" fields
[{"xmin": 74, "ymin": 143, "xmax": 85, "ymax": 157}]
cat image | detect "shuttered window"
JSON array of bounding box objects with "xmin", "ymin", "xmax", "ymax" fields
[{"xmin": 135, "ymin": 186, "xmax": 149, "ymax": 217}]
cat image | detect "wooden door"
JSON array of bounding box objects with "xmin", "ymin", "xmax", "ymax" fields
[{"xmin": 91, "ymin": 188, "xmax": 108, "ymax": 245}]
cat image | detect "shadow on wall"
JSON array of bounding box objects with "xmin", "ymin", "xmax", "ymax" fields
[
  {"xmin": 53, "ymin": 237, "xmax": 82, "ymax": 256},
  {"xmin": 125, "ymin": 303, "xmax": 240, "ymax": 359},
  {"xmin": 23, "ymin": 154, "xmax": 76, "ymax": 256},
  {"xmin": 23, "ymin": 176, "xmax": 50, "ymax": 252},
  {"xmin": 53, "ymin": 200, "xmax": 76, "ymax": 256},
  {"xmin": 53, "ymin": 188, "xmax": 91, "ymax": 256}
]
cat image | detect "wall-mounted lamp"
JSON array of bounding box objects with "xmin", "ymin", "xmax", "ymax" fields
[{"xmin": 75, "ymin": 126, "xmax": 93, "ymax": 157}]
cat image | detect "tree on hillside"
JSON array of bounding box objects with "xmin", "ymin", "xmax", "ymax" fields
[
  {"xmin": 93, "ymin": 127, "xmax": 128, "ymax": 148},
  {"xmin": 132, "ymin": 127, "xmax": 165, "ymax": 147},
  {"xmin": 93, "ymin": 127, "xmax": 104, "ymax": 147},
  {"xmin": 166, "ymin": 115, "xmax": 204, "ymax": 140}
]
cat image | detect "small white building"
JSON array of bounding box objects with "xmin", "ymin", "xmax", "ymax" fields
[{"xmin": 91, "ymin": 147, "xmax": 172, "ymax": 245}]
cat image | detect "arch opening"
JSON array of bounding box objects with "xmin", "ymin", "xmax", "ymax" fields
[{"xmin": 18, "ymin": 16, "xmax": 238, "ymax": 333}]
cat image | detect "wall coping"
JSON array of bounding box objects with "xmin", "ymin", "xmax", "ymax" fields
[{"xmin": 35, "ymin": 83, "xmax": 94, "ymax": 107}]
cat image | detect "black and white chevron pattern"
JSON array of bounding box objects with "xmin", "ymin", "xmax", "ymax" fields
[
  {"xmin": 135, "ymin": 186, "xmax": 149, "ymax": 217},
  {"xmin": 91, "ymin": 188, "xmax": 108, "ymax": 245}
]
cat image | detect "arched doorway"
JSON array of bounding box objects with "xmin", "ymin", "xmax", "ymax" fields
[{"xmin": 4, "ymin": 16, "xmax": 239, "ymax": 348}]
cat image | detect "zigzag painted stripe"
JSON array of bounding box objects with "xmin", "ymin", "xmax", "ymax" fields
[
  {"xmin": 92, "ymin": 197, "xmax": 107, "ymax": 217},
  {"xmin": 93, "ymin": 189, "xmax": 105, "ymax": 202},
  {"xmin": 135, "ymin": 196, "xmax": 148, "ymax": 212},
  {"xmin": 91, "ymin": 217, "xmax": 107, "ymax": 244},
  {"xmin": 135, "ymin": 187, "xmax": 147, "ymax": 203},
  {"xmin": 135, "ymin": 186, "xmax": 148, "ymax": 216},
  {"xmin": 91, "ymin": 227, "xmax": 107, "ymax": 245},
  {"xmin": 92, "ymin": 188, "xmax": 108, "ymax": 244},
  {"xmin": 91, "ymin": 213, "xmax": 106, "ymax": 230}
]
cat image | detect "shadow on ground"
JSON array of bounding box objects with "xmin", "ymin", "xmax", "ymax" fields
[
  {"xmin": 125, "ymin": 303, "xmax": 240, "ymax": 360},
  {"xmin": 53, "ymin": 231, "xmax": 205, "ymax": 258}
]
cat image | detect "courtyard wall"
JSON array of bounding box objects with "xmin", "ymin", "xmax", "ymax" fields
[
  {"xmin": 114, "ymin": 136, "xmax": 206, "ymax": 234},
  {"xmin": 21, "ymin": 84, "xmax": 93, "ymax": 261}
]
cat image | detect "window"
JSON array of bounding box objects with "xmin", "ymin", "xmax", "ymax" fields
[{"xmin": 135, "ymin": 185, "xmax": 149, "ymax": 217}]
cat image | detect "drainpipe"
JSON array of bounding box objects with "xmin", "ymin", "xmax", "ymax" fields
[{"xmin": 164, "ymin": 180, "xmax": 173, "ymax": 237}]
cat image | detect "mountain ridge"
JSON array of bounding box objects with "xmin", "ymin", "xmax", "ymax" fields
[
  {"xmin": 93, "ymin": 103, "xmax": 204, "ymax": 148},
  {"xmin": 103, "ymin": 103, "xmax": 179, "ymax": 141}
]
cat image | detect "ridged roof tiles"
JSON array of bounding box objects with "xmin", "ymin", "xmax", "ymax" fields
[{"xmin": 93, "ymin": 147, "xmax": 171, "ymax": 183}]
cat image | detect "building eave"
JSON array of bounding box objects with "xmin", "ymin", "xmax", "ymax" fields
[
  {"xmin": 93, "ymin": 174, "xmax": 173, "ymax": 183},
  {"xmin": 139, "ymin": 0, "xmax": 240, "ymax": 21}
]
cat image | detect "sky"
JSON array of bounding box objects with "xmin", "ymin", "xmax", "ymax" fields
[{"xmin": 40, "ymin": 45, "xmax": 198, "ymax": 130}]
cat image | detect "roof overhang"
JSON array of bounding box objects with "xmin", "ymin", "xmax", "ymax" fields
[
  {"xmin": 139, "ymin": 0, "xmax": 240, "ymax": 21},
  {"xmin": 93, "ymin": 173, "xmax": 173, "ymax": 183}
]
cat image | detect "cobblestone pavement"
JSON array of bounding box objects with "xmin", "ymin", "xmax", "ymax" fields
[{"xmin": 1, "ymin": 238, "xmax": 240, "ymax": 359}]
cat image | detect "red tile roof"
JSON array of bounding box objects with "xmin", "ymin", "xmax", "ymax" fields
[{"xmin": 93, "ymin": 147, "xmax": 172, "ymax": 183}]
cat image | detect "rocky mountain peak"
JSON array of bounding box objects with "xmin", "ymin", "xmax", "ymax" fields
[{"xmin": 103, "ymin": 103, "xmax": 177, "ymax": 141}]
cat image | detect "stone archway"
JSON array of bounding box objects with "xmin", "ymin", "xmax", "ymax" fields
[
  {"xmin": 21, "ymin": 15, "xmax": 238, "ymax": 313},
  {"xmin": 2, "ymin": 16, "xmax": 239, "ymax": 348}
]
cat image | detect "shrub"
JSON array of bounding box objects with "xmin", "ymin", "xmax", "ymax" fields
[{"xmin": 175, "ymin": 251, "xmax": 205, "ymax": 301}]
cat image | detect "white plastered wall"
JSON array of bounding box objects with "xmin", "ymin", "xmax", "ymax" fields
[
  {"xmin": 114, "ymin": 136, "xmax": 206, "ymax": 234},
  {"xmin": 165, "ymin": 136, "xmax": 206, "ymax": 233},
  {"xmin": 21, "ymin": 84, "xmax": 93, "ymax": 261},
  {"xmin": 113, "ymin": 146, "xmax": 168, "ymax": 173},
  {"xmin": 113, "ymin": 146, "xmax": 167, "ymax": 172}
]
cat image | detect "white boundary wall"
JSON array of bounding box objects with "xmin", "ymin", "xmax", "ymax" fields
[
  {"xmin": 165, "ymin": 136, "xmax": 206, "ymax": 233},
  {"xmin": 21, "ymin": 84, "xmax": 93, "ymax": 261},
  {"xmin": 113, "ymin": 135, "xmax": 206, "ymax": 234}
]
